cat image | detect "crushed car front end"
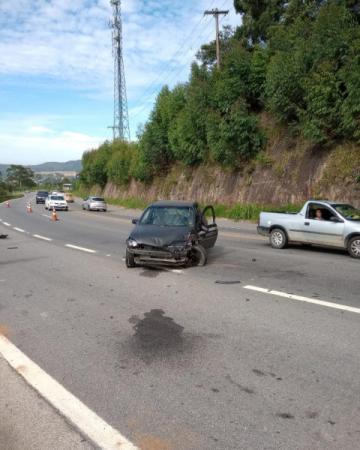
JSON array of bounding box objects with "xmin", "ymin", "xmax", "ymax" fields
[{"xmin": 126, "ymin": 237, "xmax": 193, "ymax": 266}]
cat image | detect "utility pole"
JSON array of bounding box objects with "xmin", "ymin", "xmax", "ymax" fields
[
  {"xmin": 109, "ymin": 0, "xmax": 130, "ymax": 141},
  {"xmin": 204, "ymin": 8, "xmax": 229, "ymax": 69}
]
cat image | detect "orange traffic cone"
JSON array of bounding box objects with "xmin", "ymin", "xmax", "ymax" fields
[
  {"xmin": 26, "ymin": 202, "xmax": 33, "ymax": 213},
  {"xmin": 6, "ymin": 201, "xmax": 10, "ymax": 208},
  {"xmin": 51, "ymin": 207, "xmax": 59, "ymax": 222}
]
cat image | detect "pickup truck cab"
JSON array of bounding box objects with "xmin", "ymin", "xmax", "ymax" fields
[{"xmin": 258, "ymin": 200, "xmax": 360, "ymax": 258}]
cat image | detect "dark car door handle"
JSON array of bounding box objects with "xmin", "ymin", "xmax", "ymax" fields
[{"xmin": 304, "ymin": 222, "xmax": 310, "ymax": 226}]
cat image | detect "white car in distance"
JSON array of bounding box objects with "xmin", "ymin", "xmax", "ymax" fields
[{"xmin": 45, "ymin": 194, "xmax": 68, "ymax": 211}]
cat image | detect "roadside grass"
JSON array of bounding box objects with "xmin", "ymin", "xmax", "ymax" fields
[
  {"xmin": 75, "ymin": 190, "xmax": 301, "ymax": 222},
  {"xmin": 104, "ymin": 197, "xmax": 148, "ymax": 210},
  {"xmin": 212, "ymin": 202, "xmax": 301, "ymax": 222},
  {"xmin": 0, "ymin": 192, "xmax": 23, "ymax": 203}
]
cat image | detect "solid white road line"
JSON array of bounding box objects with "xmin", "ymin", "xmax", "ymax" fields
[
  {"xmin": 33, "ymin": 234, "xmax": 52, "ymax": 242},
  {"xmin": 0, "ymin": 335, "xmax": 137, "ymax": 450},
  {"xmin": 13, "ymin": 227, "xmax": 25, "ymax": 233},
  {"xmin": 65, "ymin": 244, "xmax": 96, "ymax": 254},
  {"xmin": 244, "ymin": 285, "xmax": 360, "ymax": 315},
  {"xmin": 3, "ymin": 222, "xmax": 11, "ymax": 226}
]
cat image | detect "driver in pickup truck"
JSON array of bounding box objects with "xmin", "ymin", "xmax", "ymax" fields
[{"xmin": 315, "ymin": 209, "xmax": 325, "ymax": 220}]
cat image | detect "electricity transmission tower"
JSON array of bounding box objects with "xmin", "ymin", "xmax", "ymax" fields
[
  {"xmin": 204, "ymin": 8, "xmax": 229, "ymax": 69},
  {"xmin": 109, "ymin": 0, "xmax": 130, "ymax": 141}
]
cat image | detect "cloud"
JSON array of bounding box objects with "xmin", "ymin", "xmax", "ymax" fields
[
  {"xmin": 0, "ymin": 0, "xmax": 240, "ymax": 157},
  {"xmin": 0, "ymin": 0, "xmax": 239, "ymax": 94},
  {"xmin": 28, "ymin": 125, "xmax": 53, "ymax": 134},
  {"xmin": 0, "ymin": 116, "xmax": 104, "ymax": 164}
]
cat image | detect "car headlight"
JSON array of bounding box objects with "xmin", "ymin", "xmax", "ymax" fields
[{"xmin": 127, "ymin": 238, "xmax": 138, "ymax": 248}]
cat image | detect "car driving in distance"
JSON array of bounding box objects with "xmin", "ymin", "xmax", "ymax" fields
[
  {"xmin": 82, "ymin": 196, "xmax": 107, "ymax": 212},
  {"xmin": 64, "ymin": 192, "xmax": 74, "ymax": 203},
  {"xmin": 35, "ymin": 191, "xmax": 49, "ymax": 204},
  {"xmin": 45, "ymin": 194, "xmax": 68, "ymax": 211},
  {"xmin": 125, "ymin": 200, "xmax": 218, "ymax": 268},
  {"xmin": 258, "ymin": 200, "xmax": 360, "ymax": 258}
]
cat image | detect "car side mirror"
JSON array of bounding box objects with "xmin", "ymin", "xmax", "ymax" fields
[
  {"xmin": 331, "ymin": 216, "xmax": 343, "ymax": 223},
  {"xmin": 132, "ymin": 218, "xmax": 138, "ymax": 225}
]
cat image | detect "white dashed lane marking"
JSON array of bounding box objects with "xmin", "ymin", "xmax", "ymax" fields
[
  {"xmin": 244, "ymin": 285, "xmax": 360, "ymax": 315},
  {"xmin": 3, "ymin": 222, "xmax": 11, "ymax": 226},
  {"xmin": 65, "ymin": 244, "xmax": 97, "ymax": 254},
  {"xmin": 0, "ymin": 335, "xmax": 137, "ymax": 450},
  {"xmin": 13, "ymin": 227, "xmax": 25, "ymax": 233},
  {"xmin": 33, "ymin": 234, "xmax": 52, "ymax": 242}
]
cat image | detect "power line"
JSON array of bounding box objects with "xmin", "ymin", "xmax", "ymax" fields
[
  {"xmin": 130, "ymin": 0, "xmax": 218, "ymax": 108},
  {"xmin": 130, "ymin": 2, "xmax": 234, "ymax": 121}
]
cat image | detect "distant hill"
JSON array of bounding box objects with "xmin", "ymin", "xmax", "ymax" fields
[{"xmin": 0, "ymin": 160, "xmax": 82, "ymax": 175}]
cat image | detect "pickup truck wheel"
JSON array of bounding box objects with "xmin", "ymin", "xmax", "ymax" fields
[
  {"xmin": 348, "ymin": 236, "xmax": 360, "ymax": 258},
  {"xmin": 270, "ymin": 228, "xmax": 288, "ymax": 249},
  {"xmin": 190, "ymin": 244, "xmax": 207, "ymax": 266},
  {"xmin": 125, "ymin": 249, "xmax": 136, "ymax": 268}
]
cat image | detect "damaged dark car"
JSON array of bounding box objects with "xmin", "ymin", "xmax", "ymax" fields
[{"xmin": 125, "ymin": 201, "xmax": 218, "ymax": 268}]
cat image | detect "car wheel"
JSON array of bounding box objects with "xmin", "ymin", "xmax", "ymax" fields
[
  {"xmin": 348, "ymin": 236, "xmax": 360, "ymax": 258},
  {"xmin": 125, "ymin": 249, "xmax": 136, "ymax": 268},
  {"xmin": 189, "ymin": 244, "xmax": 207, "ymax": 266},
  {"xmin": 270, "ymin": 228, "xmax": 288, "ymax": 249},
  {"xmin": 87, "ymin": 205, "xmax": 90, "ymax": 211}
]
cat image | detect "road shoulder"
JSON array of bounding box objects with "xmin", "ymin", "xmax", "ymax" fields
[{"xmin": 0, "ymin": 355, "xmax": 95, "ymax": 450}]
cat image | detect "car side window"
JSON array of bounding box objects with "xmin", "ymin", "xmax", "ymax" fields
[{"xmin": 307, "ymin": 203, "xmax": 336, "ymax": 221}]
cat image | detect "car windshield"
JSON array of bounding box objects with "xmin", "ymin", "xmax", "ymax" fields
[
  {"xmin": 51, "ymin": 196, "xmax": 64, "ymax": 201},
  {"xmin": 333, "ymin": 204, "xmax": 360, "ymax": 221},
  {"xmin": 91, "ymin": 197, "xmax": 104, "ymax": 202},
  {"xmin": 139, "ymin": 206, "xmax": 194, "ymax": 227},
  {"xmin": 37, "ymin": 192, "xmax": 48, "ymax": 196}
]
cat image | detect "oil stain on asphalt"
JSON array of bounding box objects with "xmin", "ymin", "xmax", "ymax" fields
[
  {"xmin": 131, "ymin": 309, "xmax": 183, "ymax": 348},
  {"xmin": 127, "ymin": 309, "xmax": 194, "ymax": 363}
]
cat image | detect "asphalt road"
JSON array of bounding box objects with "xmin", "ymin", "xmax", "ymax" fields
[{"xmin": 1, "ymin": 195, "xmax": 360, "ymax": 450}]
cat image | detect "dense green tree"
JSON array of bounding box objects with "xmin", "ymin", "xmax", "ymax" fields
[
  {"xmin": 169, "ymin": 64, "xmax": 210, "ymax": 165},
  {"xmin": 139, "ymin": 85, "xmax": 186, "ymax": 176},
  {"xmin": 6, "ymin": 165, "xmax": 36, "ymax": 189},
  {"xmin": 234, "ymin": 0, "xmax": 287, "ymax": 42},
  {"xmin": 106, "ymin": 140, "xmax": 139, "ymax": 185}
]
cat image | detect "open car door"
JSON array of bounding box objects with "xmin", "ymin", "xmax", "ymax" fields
[{"xmin": 199, "ymin": 205, "xmax": 218, "ymax": 249}]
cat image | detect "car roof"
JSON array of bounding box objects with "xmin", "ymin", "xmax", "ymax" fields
[
  {"xmin": 150, "ymin": 200, "xmax": 198, "ymax": 208},
  {"xmin": 309, "ymin": 200, "xmax": 348, "ymax": 206}
]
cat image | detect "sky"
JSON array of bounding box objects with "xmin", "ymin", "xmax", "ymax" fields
[{"xmin": 0, "ymin": 0, "xmax": 240, "ymax": 165}]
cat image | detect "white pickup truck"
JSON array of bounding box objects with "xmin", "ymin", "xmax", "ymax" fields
[{"xmin": 257, "ymin": 200, "xmax": 360, "ymax": 258}]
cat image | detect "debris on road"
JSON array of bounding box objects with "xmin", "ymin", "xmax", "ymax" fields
[
  {"xmin": 215, "ymin": 280, "xmax": 241, "ymax": 285},
  {"xmin": 0, "ymin": 234, "xmax": 8, "ymax": 239}
]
